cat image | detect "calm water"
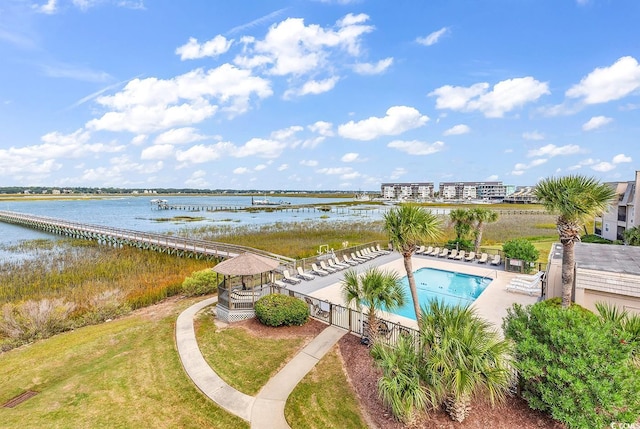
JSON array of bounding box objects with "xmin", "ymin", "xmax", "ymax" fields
[
  {"xmin": 391, "ymin": 267, "xmax": 492, "ymax": 320},
  {"xmin": 0, "ymin": 195, "xmax": 381, "ymax": 260}
]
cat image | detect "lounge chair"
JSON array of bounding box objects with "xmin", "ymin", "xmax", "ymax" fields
[
  {"xmin": 296, "ymin": 266, "xmax": 315, "ymax": 281},
  {"xmin": 343, "ymin": 254, "xmax": 359, "ymax": 266},
  {"xmin": 332, "ymin": 256, "xmax": 350, "ymax": 269},
  {"xmin": 369, "ymin": 246, "xmax": 384, "ymax": 256},
  {"xmin": 422, "ymin": 246, "xmax": 434, "ymax": 255},
  {"xmin": 282, "ymin": 269, "xmax": 302, "ymax": 284},
  {"xmin": 477, "ymin": 253, "xmax": 488, "ymax": 264},
  {"xmin": 360, "ymin": 249, "xmax": 375, "ymax": 259},
  {"xmin": 376, "ymin": 244, "xmax": 390, "ymax": 254},
  {"xmin": 454, "ymin": 250, "xmax": 465, "ymax": 260},
  {"xmin": 351, "ymin": 252, "xmax": 367, "ymax": 263},
  {"xmin": 415, "ymin": 245, "xmax": 426, "ymax": 255},
  {"xmin": 327, "ymin": 258, "xmax": 344, "ymax": 271},
  {"xmin": 506, "ymin": 274, "xmax": 542, "ymax": 296},
  {"xmin": 311, "ymin": 263, "xmax": 329, "ymax": 276},
  {"xmin": 464, "ymin": 251, "xmax": 476, "ymax": 262},
  {"xmin": 320, "ymin": 260, "xmax": 337, "ymax": 273},
  {"xmin": 273, "ymin": 279, "xmax": 287, "ymax": 288},
  {"xmin": 355, "ymin": 250, "xmax": 372, "ymax": 260},
  {"xmin": 490, "ymin": 254, "xmax": 501, "ymax": 266},
  {"xmin": 438, "ymin": 248, "xmax": 449, "ymax": 258},
  {"xmin": 447, "ymin": 249, "xmax": 458, "ymax": 259},
  {"xmin": 428, "ymin": 247, "xmax": 440, "ymax": 256}
]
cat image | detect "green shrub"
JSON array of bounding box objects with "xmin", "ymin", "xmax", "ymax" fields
[
  {"xmin": 254, "ymin": 294, "xmax": 309, "ymax": 327},
  {"xmin": 444, "ymin": 239, "xmax": 473, "ymax": 251},
  {"xmin": 503, "ymin": 299, "xmax": 640, "ymax": 429},
  {"xmin": 181, "ymin": 269, "xmax": 218, "ymax": 297},
  {"xmin": 502, "ymin": 238, "xmax": 539, "ymax": 273},
  {"xmin": 581, "ymin": 234, "xmax": 614, "ymax": 244}
]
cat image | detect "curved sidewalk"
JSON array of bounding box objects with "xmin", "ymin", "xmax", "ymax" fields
[{"xmin": 175, "ymin": 296, "xmax": 347, "ymax": 429}]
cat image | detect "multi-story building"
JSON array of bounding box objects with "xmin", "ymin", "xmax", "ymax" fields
[
  {"xmin": 380, "ymin": 182, "xmax": 435, "ymax": 201},
  {"xmin": 594, "ymin": 170, "xmax": 639, "ymax": 242},
  {"xmin": 438, "ymin": 181, "xmax": 507, "ymax": 200}
]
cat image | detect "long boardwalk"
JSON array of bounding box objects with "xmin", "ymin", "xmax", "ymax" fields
[{"xmin": 0, "ymin": 210, "xmax": 294, "ymax": 264}]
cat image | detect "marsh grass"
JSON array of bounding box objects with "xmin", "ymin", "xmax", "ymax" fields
[
  {"xmin": 0, "ymin": 300, "xmax": 247, "ymax": 429},
  {"xmin": 195, "ymin": 315, "xmax": 308, "ymax": 395},
  {"xmin": 285, "ymin": 348, "xmax": 368, "ymax": 428},
  {"xmin": 183, "ymin": 220, "xmax": 388, "ymax": 259}
]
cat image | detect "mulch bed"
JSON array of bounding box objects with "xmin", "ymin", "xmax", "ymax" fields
[{"xmin": 239, "ymin": 318, "xmax": 565, "ymax": 429}]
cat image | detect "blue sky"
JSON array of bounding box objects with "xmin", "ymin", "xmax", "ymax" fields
[{"xmin": 0, "ymin": 0, "xmax": 639, "ymax": 191}]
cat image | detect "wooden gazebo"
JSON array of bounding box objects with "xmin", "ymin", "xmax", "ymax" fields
[{"xmin": 212, "ymin": 252, "xmax": 280, "ymax": 322}]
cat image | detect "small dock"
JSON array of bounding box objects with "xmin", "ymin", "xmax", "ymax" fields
[{"xmin": 0, "ymin": 210, "xmax": 294, "ymax": 264}]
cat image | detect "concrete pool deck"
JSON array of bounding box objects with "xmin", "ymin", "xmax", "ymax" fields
[{"xmin": 292, "ymin": 252, "xmax": 539, "ymax": 330}]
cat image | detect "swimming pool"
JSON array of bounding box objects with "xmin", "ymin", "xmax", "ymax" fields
[{"xmin": 390, "ymin": 267, "xmax": 492, "ymax": 320}]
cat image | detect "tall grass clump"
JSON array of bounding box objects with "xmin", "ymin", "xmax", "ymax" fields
[{"xmin": 0, "ymin": 238, "xmax": 211, "ymax": 350}]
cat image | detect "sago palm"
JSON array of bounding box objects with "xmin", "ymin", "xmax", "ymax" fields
[
  {"xmin": 384, "ymin": 204, "xmax": 442, "ymax": 323},
  {"xmin": 341, "ymin": 267, "xmax": 406, "ymax": 340},
  {"xmin": 470, "ymin": 208, "xmax": 498, "ymax": 253},
  {"xmin": 418, "ymin": 300, "xmax": 514, "ymax": 423},
  {"xmin": 534, "ymin": 175, "xmax": 615, "ymax": 308}
]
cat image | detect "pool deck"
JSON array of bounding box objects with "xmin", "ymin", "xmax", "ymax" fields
[{"xmin": 291, "ymin": 252, "xmax": 539, "ymax": 331}]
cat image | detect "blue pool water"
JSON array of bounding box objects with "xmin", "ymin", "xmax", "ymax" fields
[{"xmin": 390, "ymin": 267, "xmax": 492, "ymax": 320}]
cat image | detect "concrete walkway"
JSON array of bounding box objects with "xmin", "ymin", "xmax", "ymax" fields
[{"xmin": 175, "ymin": 296, "xmax": 347, "ymax": 429}]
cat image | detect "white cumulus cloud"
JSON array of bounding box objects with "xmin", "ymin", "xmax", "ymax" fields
[
  {"xmin": 527, "ymin": 144, "xmax": 582, "ymax": 157},
  {"xmin": 443, "ymin": 124, "xmax": 470, "ymax": 136},
  {"xmin": 338, "ymin": 106, "xmax": 429, "ymax": 140},
  {"xmin": 429, "ymin": 77, "xmax": 549, "ymax": 118},
  {"xmin": 522, "ymin": 131, "xmax": 545, "ymax": 140},
  {"xmin": 341, "ymin": 152, "xmax": 359, "ymax": 162},
  {"xmin": 582, "ymin": 116, "xmax": 613, "ymax": 131},
  {"xmin": 353, "ymin": 58, "xmax": 393, "ymax": 75},
  {"xmin": 566, "ymin": 56, "xmax": 640, "ymax": 104},
  {"xmin": 175, "ymin": 35, "xmax": 233, "ymax": 60},
  {"xmin": 154, "ymin": 127, "xmax": 208, "ymax": 145}
]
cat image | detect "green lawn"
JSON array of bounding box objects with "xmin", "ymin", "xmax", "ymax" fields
[{"xmin": 0, "ymin": 299, "xmax": 247, "ymax": 429}]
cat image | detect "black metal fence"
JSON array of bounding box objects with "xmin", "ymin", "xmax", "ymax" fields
[{"xmin": 270, "ymin": 284, "xmax": 420, "ymax": 347}]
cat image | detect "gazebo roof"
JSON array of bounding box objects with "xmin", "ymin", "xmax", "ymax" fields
[{"xmin": 212, "ymin": 252, "xmax": 280, "ymax": 276}]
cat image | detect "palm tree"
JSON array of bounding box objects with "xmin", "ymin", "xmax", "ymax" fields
[
  {"xmin": 419, "ymin": 300, "xmax": 514, "ymax": 422},
  {"xmin": 384, "ymin": 204, "xmax": 442, "ymax": 323},
  {"xmin": 371, "ymin": 334, "xmax": 429, "ymax": 424},
  {"xmin": 534, "ymin": 175, "xmax": 615, "ymax": 308},
  {"xmin": 341, "ymin": 267, "xmax": 406, "ymax": 340},
  {"xmin": 470, "ymin": 208, "xmax": 499, "ymax": 253},
  {"xmin": 449, "ymin": 208, "xmax": 474, "ymax": 241}
]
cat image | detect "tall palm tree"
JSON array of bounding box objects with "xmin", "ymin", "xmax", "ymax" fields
[
  {"xmin": 341, "ymin": 267, "xmax": 406, "ymax": 340},
  {"xmin": 534, "ymin": 175, "xmax": 615, "ymax": 308},
  {"xmin": 419, "ymin": 300, "xmax": 514, "ymax": 423},
  {"xmin": 470, "ymin": 208, "xmax": 499, "ymax": 253},
  {"xmin": 449, "ymin": 208, "xmax": 474, "ymax": 241},
  {"xmin": 384, "ymin": 204, "xmax": 442, "ymax": 323}
]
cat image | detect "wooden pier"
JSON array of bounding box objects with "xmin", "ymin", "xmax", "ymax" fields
[{"xmin": 0, "ymin": 210, "xmax": 294, "ymax": 265}]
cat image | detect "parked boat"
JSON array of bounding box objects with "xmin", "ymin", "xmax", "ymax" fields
[{"xmin": 251, "ymin": 196, "xmax": 290, "ymax": 206}]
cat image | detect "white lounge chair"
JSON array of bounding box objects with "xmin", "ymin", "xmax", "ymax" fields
[
  {"xmin": 464, "ymin": 251, "xmax": 476, "ymax": 262},
  {"xmin": 351, "ymin": 252, "xmax": 367, "ymax": 263},
  {"xmin": 477, "ymin": 253, "xmax": 488, "ymax": 264},
  {"xmin": 422, "ymin": 246, "xmax": 434, "ymax": 255},
  {"xmin": 282, "ymin": 269, "xmax": 302, "ymax": 284},
  {"xmin": 296, "ymin": 266, "xmax": 315, "ymax": 281},
  {"xmin": 311, "ymin": 263, "xmax": 329, "ymax": 276},
  {"xmin": 343, "ymin": 254, "xmax": 359, "ymax": 266},
  {"xmin": 448, "ymin": 249, "xmax": 458, "ymax": 259},
  {"xmin": 320, "ymin": 260, "xmax": 337, "ymax": 273},
  {"xmin": 454, "ymin": 250, "xmax": 465, "ymax": 260},
  {"xmin": 506, "ymin": 275, "xmax": 542, "ymax": 296},
  {"xmin": 428, "ymin": 247, "xmax": 440, "ymax": 256},
  {"xmin": 273, "ymin": 279, "xmax": 287, "ymax": 288},
  {"xmin": 355, "ymin": 250, "xmax": 372, "ymax": 260},
  {"xmin": 415, "ymin": 245, "xmax": 426, "ymax": 255},
  {"xmin": 327, "ymin": 258, "xmax": 344, "ymax": 271},
  {"xmin": 438, "ymin": 248, "xmax": 449, "ymax": 258},
  {"xmin": 490, "ymin": 254, "xmax": 501, "ymax": 266},
  {"xmin": 376, "ymin": 244, "xmax": 390, "ymax": 254},
  {"xmin": 333, "ymin": 256, "xmax": 350, "ymax": 269}
]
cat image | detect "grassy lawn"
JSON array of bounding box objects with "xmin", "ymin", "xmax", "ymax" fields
[
  {"xmin": 0, "ymin": 298, "xmax": 247, "ymax": 429},
  {"xmin": 285, "ymin": 348, "xmax": 368, "ymax": 429},
  {"xmin": 195, "ymin": 315, "xmax": 309, "ymax": 396}
]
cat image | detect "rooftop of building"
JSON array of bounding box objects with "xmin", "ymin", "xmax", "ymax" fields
[{"xmin": 575, "ymin": 242, "xmax": 640, "ymax": 276}]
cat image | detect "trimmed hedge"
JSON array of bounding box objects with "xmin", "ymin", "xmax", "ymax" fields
[{"xmin": 254, "ymin": 294, "xmax": 309, "ymax": 327}]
